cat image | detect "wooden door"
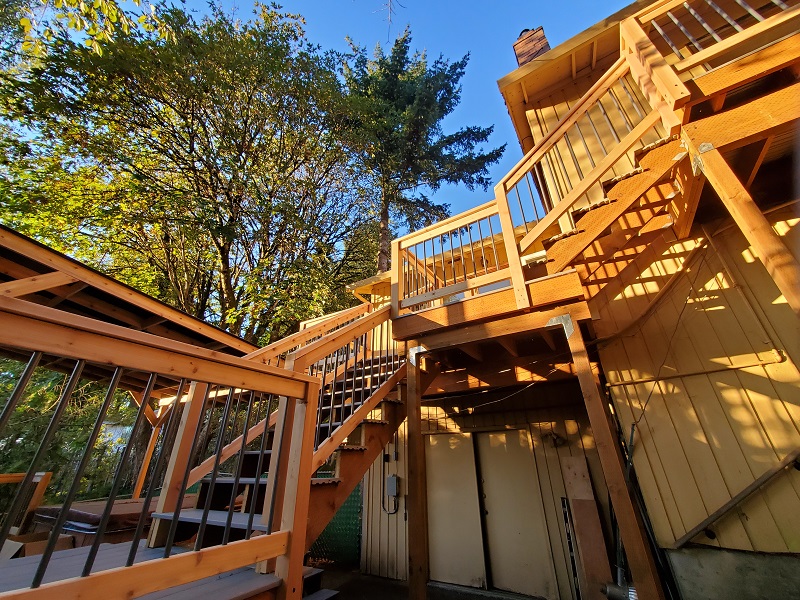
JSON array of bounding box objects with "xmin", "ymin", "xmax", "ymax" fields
[
  {"xmin": 476, "ymin": 429, "xmax": 558, "ymax": 599},
  {"xmin": 426, "ymin": 433, "xmax": 486, "ymax": 588}
]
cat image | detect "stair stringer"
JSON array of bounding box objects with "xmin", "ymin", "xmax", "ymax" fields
[
  {"xmin": 305, "ymin": 400, "xmax": 407, "ymax": 549},
  {"xmin": 545, "ymin": 138, "xmax": 683, "ymax": 275}
]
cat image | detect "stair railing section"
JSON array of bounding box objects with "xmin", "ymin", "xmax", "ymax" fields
[
  {"xmin": 628, "ymin": 0, "xmax": 799, "ymax": 82},
  {"xmin": 0, "ymin": 294, "xmax": 318, "ymax": 598},
  {"xmin": 244, "ymin": 302, "xmax": 371, "ymax": 367},
  {"xmin": 495, "ymin": 57, "xmax": 670, "ymax": 254},
  {"xmin": 390, "ymin": 201, "xmax": 529, "ymax": 315}
]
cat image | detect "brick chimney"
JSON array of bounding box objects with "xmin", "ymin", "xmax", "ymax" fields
[{"xmin": 513, "ymin": 26, "xmax": 550, "ymax": 67}]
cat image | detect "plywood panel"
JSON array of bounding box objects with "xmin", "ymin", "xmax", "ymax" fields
[
  {"xmin": 477, "ymin": 430, "xmax": 558, "ymax": 599},
  {"xmin": 593, "ymin": 206, "xmax": 800, "ymax": 553},
  {"xmin": 425, "ymin": 433, "xmax": 486, "ymax": 588}
]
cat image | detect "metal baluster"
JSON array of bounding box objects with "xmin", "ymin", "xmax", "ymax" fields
[
  {"xmin": 667, "ymin": 10, "xmax": 705, "ymax": 52},
  {"xmin": 585, "ymin": 107, "xmax": 609, "ymax": 156},
  {"xmin": 768, "ymin": 0, "xmax": 789, "ymax": 10},
  {"xmin": 476, "ymin": 220, "xmax": 490, "ymax": 275},
  {"xmin": 82, "ymin": 371, "xmax": 156, "ymax": 576},
  {"xmin": 34, "ymin": 368, "xmax": 127, "ymax": 584},
  {"xmin": 704, "ymin": 0, "xmax": 743, "ymax": 31},
  {"xmin": 245, "ymin": 393, "xmax": 274, "ymax": 538},
  {"xmin": 315, "ymin": 354, "xmax": 332, "ymax": 449},
  {"xmin": 466, "ymin": 223, "xmax": 479, "ymax": 278},
  {"xmin": 349, "ymin": 337, "xmax": 361, "ymax": 421},
  {"xmin": 486, "ymin": 217, "xmax": 501, "ymax": 269},
  {"xmin": 0, "ymin": 359, "xmax": 85, "ymax": 552},
  {"xmin": 359, "ymin": 332, "xmax": 368, "ymax": 410},
  {"xmin": 195, "ymin": 385, "xmax": 217, "ymax": 462},
  {"xmin": 222, "ymin": 390, "xmax": 257, "ymax": 545},
  {"xmin": 514, "ymin": 186, "xmax": 530, "ymax": 233},
  {"xmin": 618, "ymin": 77, "xmax": 646, "ymax": 121},
  {"xmin": 543, "ymin": 152, "xmax": 567, "ymax": 203},
  {"xmin": 552, "ymin": 139, "xmax": 575, "ymax": 195},
  {"xmin": 651, "ymin": 19, "xmax": 687, "ymax": 59},
  {"xmin": 532, "ymin": 165, "xmax": 551, "ymax": 215},
  {"xmin": 0, "ymin": 351, "xmax": 42, "ymax": 439},
  {"xmin": 455, "ymin": 229, "xmax": 467, "ymax": 281},
  {"xmin": 524, "ymin": 172, "xmax": 542, "ymax": 221},
  {"xmin": 422, "ymin": 239, "xmax": 430, "ymax": 292},
  {"xmin": 609, "ymin": 87, "xmax": 635, "ymax": 133},
  {"xmin": 597, "ymin": 98, "xmax": 622, "ymax": 144},
  {"xmin": 125, "ymin": 379, "xmax": 187, "ymax": 567},
  {"xmin": 163, "ymin": 383, "xmax": 212, "ymax": 558},
  {"xmin": 438, "ymin": 235, "xmax": 448, "ymax": 287},
  {"xmin": 194, "ymin": 385, "xmax": 237, "ymax": 550},
  {"xmin": 684, "ymin": 2, "xmax": 723, "ymax": 42},
  {"xmin": 734, "ymin": 0, "xmax": 764, "ymax": 21}
]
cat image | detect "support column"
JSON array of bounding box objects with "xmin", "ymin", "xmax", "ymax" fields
[
  {"xmin": 407, "ymin": 349, "xmax": 429, "ymax": 599},
  {"xmin": 149, "ymin": 382, "xmax": 208, "ymax": 547},
  {"xmin": 275, "ymin": 381, "xmax": 320, "ymax": 600},
  {"xmin": 564, "ymin": 318, "xmax": 666, "ymax": 600},
  {"xmin": 690, "ymin": 142, "xmax": 800, "ymax": 315}
]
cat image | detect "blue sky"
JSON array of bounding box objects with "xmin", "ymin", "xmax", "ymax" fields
[{"xmin": 220, "ymin": 1, "xmax": 632, "ymax": 215}]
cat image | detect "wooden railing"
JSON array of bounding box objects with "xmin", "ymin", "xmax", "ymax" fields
[
  {"xmin": 0, "ymin": 293, "xmax": 318, "ymax": 599},
  {"xmin": 624, "ymin": 0, "xmax": 799, "ymax": 115},
  {"xmin": 390, "ymin": 201, "xmax": 529, "ymax": 314},
  {"xmin": 494, "ymin": 57, "xmax": 669, "ymax": 257}
]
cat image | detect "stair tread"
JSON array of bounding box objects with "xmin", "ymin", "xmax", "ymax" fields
[
  {"xmin": 304, "ymin": 590, "xmax": 339, "ymax": 600},
  {"xmin": 310, "ymin": 478, "xmax": 341, "ymax": 486},
  {"xmin": 139, "ymin": 567, "xmax": 280, "ymax": 600},
  {"xmin": 151, "ymin": 509, "xmax": 271, "ymax": 531}
]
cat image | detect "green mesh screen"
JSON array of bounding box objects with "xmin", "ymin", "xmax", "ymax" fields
[{"xmin": 309, "ymin": 483, "xmax": 362, "ymax": 565}]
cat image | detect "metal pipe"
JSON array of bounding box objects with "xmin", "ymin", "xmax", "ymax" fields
[{"xmin": 0, "ymin": 351, "xmax": 42, "ymax": 439}]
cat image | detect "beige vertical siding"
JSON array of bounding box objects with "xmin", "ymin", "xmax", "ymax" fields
[
  {"xmin": 592, "ymin": 205, "xmax": 800, "ymax": 551},
  {"xmin": 361, "ymin": 418, "xmax": 408, "ymax": 580}
]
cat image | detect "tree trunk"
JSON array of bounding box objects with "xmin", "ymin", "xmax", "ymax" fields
[{"xmin": 377, "ymin": 193, "xmax": 391, "ymax": 272}]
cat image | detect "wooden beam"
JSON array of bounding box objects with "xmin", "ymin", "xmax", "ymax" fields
[
  {"xmin": 497, "ymin": 336, "xmax": 520, "ymax": 357},
  {"xmin": 0, "ymin": 531, "xmax": 289, "ymax": 600},
  {"xmin": 149, "ymin": 382, "xmax": 208, "ymax": 547},
  {"xmin": 672, "ymin": 155, "xmax": 705, "ymax": 239},
  {"xmin": 562, "ymin": 456, "xmax": 612, "ymax": 600},
  {"xmin": 0, "ymin": 295, "xmax": 313, "ymax": 399},
  {"xmin": 407, "ymin": 359, "xmax": 429, "ymax": 600},
  {"xmin": 687, "ymin": 33, "xmax": 800, "ymax": 107},
  {"xmin": 565, "ymin": 319, "xmax": 666, "ymax": 600},
  {"xmin": 682, "ymin": 80, "xmax": 800, "ymax": 152},
  {"xmin": 672, "ymin": 447, "xmax": 800, "ymax": 549},
  {"xmin": 424, "ymin": 360, "xmax": 574, "ymax": 396},
  {"xmin": 0, "ymin": 227, "xmax": 256, "ymax": 354},
  {"xmin": 132, "ymin": 423, "xmax": 161, "ymax": 499},
  {"xmin": 129, "ymin": 391, "xmax": 159, "ymax": 428},
  {"xmin": 495, "ymin": 189, "xmax": 531, "ymax": 310},
  {"xmin": 291, "ymin": 306, "xmax": 390, "ymax": 372},
  {"xmin": 274, "ymin": 381, "xmax": 321, "ymax": 600},
  {"xmin": 392, "ymin": 270, "xmax": 585, "ymax": 341},
  {"xmin": 741, "ymin": 136, "xmax": 773, "ymax": 190},
  {"xmin": 0, "ymin": 271, "xmax": 78, "ymax": 298},
  {"xmin": 687, "ymin": 143, "xmax": 800, "ymax": 315},
  {"xmin": 419, "ymin": 301, "xmax": 592, "ymax": 351},
  {"xmin": 244, "ymin": 303, "xmax": 370, "ymax": 365}
]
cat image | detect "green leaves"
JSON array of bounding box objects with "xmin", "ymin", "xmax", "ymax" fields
[{"xmin": 343, "ymin": 28, "xmax": 505, "ymax": 270}]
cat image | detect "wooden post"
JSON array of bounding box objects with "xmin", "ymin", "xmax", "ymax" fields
[
  {"xmin": 689, "ymin": 143, "xmax": 800, "ymax": 316},
  {"xmin": 564, "ymin": 318, "xmax": 666, "ymax": 600},
  {"xmin": 274, "ymin": 380, "xmax": 320, "ymax": 600},
  {"xmin": 133, "ymin": 422, "xmax": 162, "ymax": 499},
  {"xmin": 148, "ymin": 382, "xmax": 208, "ymax": 547},
  {"xmin": 494, "ymin": 185, "xmax": 531, "ymax": 310},
  {"xmin": 406, "ymin": 349, "xmax": 429, "ymax": 599}
]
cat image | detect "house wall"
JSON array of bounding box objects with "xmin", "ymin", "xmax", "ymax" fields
[
  {"xmin": 591, "ymin": 203, "xmax": 800, "ymax": 552},
  {"xmin": 421, "ymin": 383, "xmax": 610, "ymax": 600}
]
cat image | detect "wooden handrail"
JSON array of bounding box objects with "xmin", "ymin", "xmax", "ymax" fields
[
  {"xmin": 290, "ymin": 306, "xmax": 391, "ymax": 372},
  {"xmin": 499, "ymin": 57, "xmax": 630, "ymax": 192},
  {"xmin": 395, "ymin": 200, "xmax": 499, "ymax": 248},
  {"xmin": 0, "ymin": 295, "xmax": 316, "ymax": 400},
  {"xmin": 245, "ymin": 303, "xmax": 371, "ymax": 364},
  {"xmin": 518, "ymin": 110, "xmax": 662, "ymax": 254}
]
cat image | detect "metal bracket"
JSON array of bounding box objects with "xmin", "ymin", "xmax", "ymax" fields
[{"xmin": 545, "ymin": 314, "xmax": 574, "ymax": 339}]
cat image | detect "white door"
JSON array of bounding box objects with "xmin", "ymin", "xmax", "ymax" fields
[
  {"xmin": 426, "ymin": 433, "xmax": 486, "ymax": 588},
  {"xmin": 476, "ymin": 429, "xmax": 558, "ymax": 599}
]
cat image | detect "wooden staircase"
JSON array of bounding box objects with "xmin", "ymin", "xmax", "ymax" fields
[{"xmin": 541, "ymin": 137, "xmax": 685, "ymax": 279}]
